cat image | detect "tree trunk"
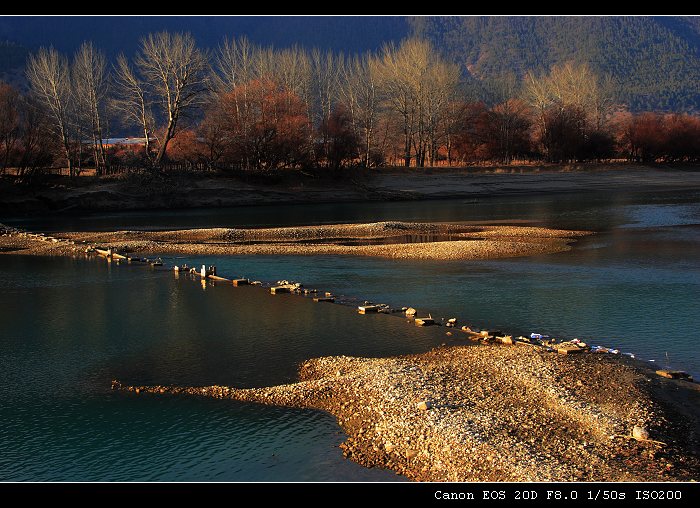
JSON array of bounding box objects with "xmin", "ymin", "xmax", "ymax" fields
[
  {"xmin": 92, "ymin": 132, "xmax": 100, "ymax": 176},
  {"xmin": 154, "ymin": 118, "xmax": 176, "ymax": 168},
  {"xmin": 403, "ymin": 121, "xmax": 411, "ymax": 168},
  {"xmin": 61, "ymin": 131, "xmax": 73, "ymax": 178},
  {"xmin": 364, "ymin": 126, "xmax": 372, "ymax": 168}
]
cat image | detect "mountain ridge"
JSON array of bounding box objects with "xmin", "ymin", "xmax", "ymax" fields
[
  {"xmin": 1, "ymin": 16, "xmax": 699, "ymax": 112},
  {"xmin": 411, "ymin": 16, "xmax": 700, "ymax": 111}
]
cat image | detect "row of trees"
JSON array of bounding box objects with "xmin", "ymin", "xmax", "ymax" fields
[{"xmin": 1, "ymin": 33, "xmax": 700, "ymax": 180}]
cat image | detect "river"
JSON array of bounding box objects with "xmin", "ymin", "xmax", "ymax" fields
[{"xmin": 2, "ymin": 188, "xmax": 699, "ymax": 481}]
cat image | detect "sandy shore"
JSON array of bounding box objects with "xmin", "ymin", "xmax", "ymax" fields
[
  {"xmin": 0, "ymin": 221, "xmax": 589, "ymax": 261},
  {"xmin": 113, "ymin": 344, "xmax": 700, "ymax": 482}
]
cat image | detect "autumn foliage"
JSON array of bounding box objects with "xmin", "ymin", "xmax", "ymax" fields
[
  {"xmin": 617, "ymin": 112, "xmax": 700, "ymax": 163},
  {"xmin": 206, "ymin": 79, "xmax": 312, "ymax": 170},
  {"xmin": 451, "ymin": 101, "xmax": 532, "ymax": 163},
  {"xmin": 3, "ymin": 34, "xmax": 700, "ymax": 180},
  {"xmin": 0, "ymin": 82, "xmax": 57, "ymax": 181},
  {"xmin": 160, "ymin": 90, "xmax": 700, "ymax": 169}
]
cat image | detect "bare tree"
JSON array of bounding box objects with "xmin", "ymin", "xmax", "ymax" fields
[
  {"xmin": 275, "ymin": 46, "xmax": 312, "ymax": 101},
  {"xmin": 134, "ymin": 32, "xmax": 209, "ymax": 167},
  {"xmin": 311, "ymin": 48, "xmax": 338, "ymax": 126},
  {"xmin": 338, "ymin": 53, "xmax": 380, "ymax": 167},
  {"xmin": 525, "ymin": 62, "xmax": 613, "ymax": 124},
  {"xmin": 26, "ymin": 47, "xmax": 75, "ymax": 176},
  {"xmin": 198, "ymin": 106, "xmax": 228, "ymax": 167},
  {"xmin": 593, "ymin": 74, "xmax": 617, "ymax": 130},
  {"xmin": 73, "ymin": 42, "xmax": 109, "ymax": 174},
  {"xmin": 212, "ymin": 37, "xmax": 259, "ymax": 170},
  {"xmin": 525, "ymin": 62, "xmax": 616, "ymax": 159},
  {"xmin": 0, "ymin": 82, "xmax": 20, "ymax": 174},
  {"xmin": 113, "ymin": 54, "xmax": 154, "ymax": 160},
  {"xmin": 424, "ymin": 58, "xmax": 459, "ymax": 165},
  {"xmin": 15, "ymin": 96, "xmax": 58, "ymax": 183},
  {"xmin": 311, "ymin": 48, "xmax": 340, "ymax": 163},
  {"xmin": 488, "ymin": 98, "xmax": 532, "ymax": 163},
  {"xmin": 375, "ymin": 40, "xmax": 419, "ymax": 167},
  {"xmin": 212, "ymin": 36, "xmax": 257, "ymax": 94},
  {"xmin": 254, "ymin": 46, "xmax": 277, "ymax": 82},
  {"xmin": 375, "ymin": 38, "xmax": 458, "ymax": 167}
]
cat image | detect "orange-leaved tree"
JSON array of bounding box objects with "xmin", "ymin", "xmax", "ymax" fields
[{"xmin": 210, "ymin": 79, "xmax": 312, "ymax": 170}]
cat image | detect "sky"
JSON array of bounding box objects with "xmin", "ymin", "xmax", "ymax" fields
[{"xmin": 0, "ymin": 16, "xmax": 410, "ymax": 55}]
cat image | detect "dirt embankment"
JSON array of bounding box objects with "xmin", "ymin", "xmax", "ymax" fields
[
  {"xmin": 113, "ymin": 344, "xmax": 700, "ymax": 482},
  {"xmin": 2, "ymin": 164, "xmax": 700, "ymax": 215}
]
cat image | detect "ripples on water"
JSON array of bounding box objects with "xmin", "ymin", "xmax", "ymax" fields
[
  {"xmin": 0, "ymin": 256, "xmax": 427, "ymax": 481},
  {"xmin": 0, "ymin": 393, "xmax": 400, "ymax": 481},
  {"xmin": 1, "ymin": 189, "xmax": 699, "ymax": 481}
]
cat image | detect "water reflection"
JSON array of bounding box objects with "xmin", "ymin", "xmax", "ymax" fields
[
  {"xmin": 8, "ymin": 189, "xmax": 700, "ymax": 233},
  {"xmin": 2, "ymin": 188, "xmax": 699, "ymax": 481},
  {"xmin": 0, "ymin": 255, "xmax": 434, "ymax": 481}
]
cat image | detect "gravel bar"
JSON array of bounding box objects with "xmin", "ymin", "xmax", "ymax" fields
[
  {"xmin": 113, "ymin": 344, "xmax": 700, "ymax": 482},
  {"xmin": 0, "ymin": 221, "xmax": 589, "ymax": 261}
]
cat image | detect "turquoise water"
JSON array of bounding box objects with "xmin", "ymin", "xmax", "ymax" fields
[
  {"xmin": 180, "ymin": 226, "xmax": 700, "ymax": 375},
  {"xmin": 1, "ymin": 188, "xmax": 699, "ymax": 481},
  {"xmin": 0, "ymin": 256, "xmax": 436, "ymax": 481}
]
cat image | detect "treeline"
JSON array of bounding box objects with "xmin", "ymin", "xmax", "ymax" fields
[{"xmin": 1, "ymin": 33, "xmax": 700, "ymax": 183}]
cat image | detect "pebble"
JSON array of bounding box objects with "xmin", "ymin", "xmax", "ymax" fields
[
  {"xmin": 111, "ymin": 344, "xmax": 698, "ymax": 482},
  {"xmin": 2, "ymin": 221, "xmax": 588, "ymax": 262},
  {"xmin": 417, "ymin": 400, "xmax": 432, "ymax": 411},
  {"xmin": 5, "ymin": 223, "xmax": 696, "ymax": 482},
  {"xmin": 633, "ymin": 426, "xmax": 650, "ymax": 441}
]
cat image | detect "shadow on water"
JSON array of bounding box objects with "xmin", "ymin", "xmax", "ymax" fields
[
  {"xmin": 7, "ymin": 188, "xmax": 700, "ymax": 233},
  {"xmin": 2, "ymin": 187, "xmax": 700, "ymax": 480},
  {"xmin": 0, "ymin": 255, "xmax": 428, "ymax": 481}
]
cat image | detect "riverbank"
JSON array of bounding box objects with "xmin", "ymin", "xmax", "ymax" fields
[
  {"xmin": 0, "ymin": 221, "xmax": 589, "ymax": 261},
  {"xmin": 2, "ymin": 164, "xmax": 700, "ymax": 216},
  {"xmin": 113, "ymin": 343, "xmax": 700, "ymax": 482}
]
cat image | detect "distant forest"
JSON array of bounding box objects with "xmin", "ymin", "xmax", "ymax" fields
[
  {"xmin": 1, "ymin": 24, "xmax": 700, "ymax": 181},
  {"xmin": 2, "ymin": 16, "xmax": 699, "ymax": 112},
  {"xmin": 412, "ymin": 16, "xmax": 700, "ymax": 112}
]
